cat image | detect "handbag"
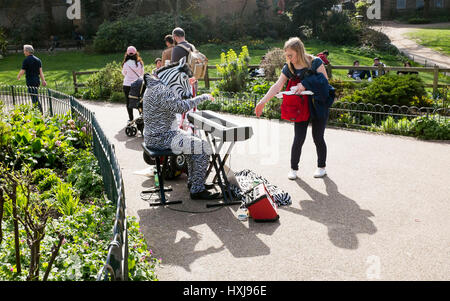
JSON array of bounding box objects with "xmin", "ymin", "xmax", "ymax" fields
[{"xmin": 280, "ymin": 77, "xmax": 310, "ymax": 122}]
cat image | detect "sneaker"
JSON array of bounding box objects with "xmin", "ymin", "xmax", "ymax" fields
[
  {"xmin": 190, "ymin": 190, "xmax": 222, "ymax": 200},
  {"xmin": 313, "ymin": 167, "xmax": 327, "ymax": 178},
  {"xmin": 188, "ymin": 182, "xmax": 216, "ymax": 190},
  {"xmin": 288, "ymin": 169, "xmax": 298, "ymax": 180}
]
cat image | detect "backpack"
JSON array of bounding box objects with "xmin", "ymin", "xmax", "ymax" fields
[{"xmin": 177, "ymin": 43, "xmax": 209, "ymax": 80}]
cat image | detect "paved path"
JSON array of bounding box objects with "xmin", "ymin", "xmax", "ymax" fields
[
  {"xmin": 81, "ymin": 100, "xmax": 450, "ymax": 281},
  {"xmin": 372, "ymin": 21, "xmax": 450, "ymax": 68}
]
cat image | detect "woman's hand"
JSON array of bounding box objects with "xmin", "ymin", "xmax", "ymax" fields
[
  {"xmin": 204, "ymin": 94, "xmax": 215, "ymax": 102},
  {"xmin": 255, "ymin": 101, "xmax": 266, "ymax": 117},
  {"xmin": 295, "ymin": 83, "xmax": 306, "ymax": 93}
]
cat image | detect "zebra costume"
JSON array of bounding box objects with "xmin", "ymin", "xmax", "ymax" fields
[{"xmin": 143, "ymin": 59, "xmax": 212, "ymax": 194}]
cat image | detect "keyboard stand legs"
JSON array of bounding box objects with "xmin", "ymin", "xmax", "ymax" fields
[{"xmin": 204, "ymin": 135, "xmax": 241, "ymax": 208}]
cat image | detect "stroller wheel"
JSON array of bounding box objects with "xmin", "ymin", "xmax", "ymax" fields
[
  {"xmin": 125, "ymin": 126, "xmax": 137, "ymax": 137},
  {"xmin": 164, "ymin": 155, "xmax": 185, "ymax": 180}
]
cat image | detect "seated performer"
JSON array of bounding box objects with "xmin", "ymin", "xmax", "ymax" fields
[{"xmin": 142, "ymin": 58, "xmax": 221, "ymax": 200}]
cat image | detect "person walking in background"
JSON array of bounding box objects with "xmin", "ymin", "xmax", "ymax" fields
[
  {"xmin": 255, "ymin": 37, "xmax": 334, "ymax": 180},
  {"xmin": 17, "ymin": 44, "xmax": 47, "ymax": 112},
  {"xmin": 170, "ymin": 27, "xmax": 194, "ymax": 64},
  {"xmin": 161, "ymin": 34, "xmax": 175, "ymax": 66},
  {"xmin": 122, "ymin": 46, "xmax": 144, "ymax": 125}
]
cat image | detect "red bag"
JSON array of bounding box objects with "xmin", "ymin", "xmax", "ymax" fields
[{"xmin": 281, "ymin": 77, "xmax": 310, "ymax": 122}]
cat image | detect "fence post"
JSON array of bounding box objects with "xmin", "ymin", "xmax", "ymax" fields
[
  {"xmin": 326, "ymin": 64, "xmax": 332, "ymax": 79},
  {"xmin": 48, "ymin": 89, "xmax": 54, "ymax": 116},
  {"xmin": 10, "ymin": 85, "xmax": 15, "ymax": 106},
  {"xmin": 72, "ymin": 71, "xmax": 78, "ymax": 94},
  {"xmin": 433, "ymin": 65, "xmax": 439, "ymax": 97},
  {"xmin": 204, "ymin": 67, "xmax": 210, "ymax": 90}
]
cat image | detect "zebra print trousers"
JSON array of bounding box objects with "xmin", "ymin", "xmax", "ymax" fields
[{"xmin": 147, "ymin": 130, "xmax": 213, "ymax": 193}]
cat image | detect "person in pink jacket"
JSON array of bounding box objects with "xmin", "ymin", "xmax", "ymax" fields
[{"xmin": 122, "ymin": 46, "xmax": 144, "ymax": 124}]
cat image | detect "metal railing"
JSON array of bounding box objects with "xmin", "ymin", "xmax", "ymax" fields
[
  {"xmin": 0, "ymin": 85, "xmax": 128, "ymax": 281},
  {"xmin": 197, "ymin": 90, "xmax": 449, "ymax": 129}
]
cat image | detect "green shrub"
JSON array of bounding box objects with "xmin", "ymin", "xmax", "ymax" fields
[
  {"xmin": 84, "ymin": 62, "xmax": 123, "ymax": 100},
  {"xmin": 110, "ymin": 91, "xmax": 125, "ymax": 103},
  {"xmin": 93, "ymin": 13, "xmax": 213, "ymax": 53},
  {"xmin": 320, "ymin": 12, "xmax": 360, "ymax": 45},
  {"xmin": 341, "ymin": 74, "xmax": 428, "ymax": 106},
  {"xmin": 408, "ymin": 17, "xmax": 431, "ymax": 24},
  {"xmin": 410, "ymin": 115, "xmax": 450, "ymax": 140},
  {"xmin": 66, "ymin": 150, "xmax": 103, "ymax": 200},
  {"xmin": 215, "ymin": 46, "xmax": 251, "ymax": 93}
]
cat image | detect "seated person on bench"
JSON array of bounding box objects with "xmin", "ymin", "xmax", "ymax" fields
[{"xmin": 142, "ymin": 58, "xmax": 221, "ymax": 200}]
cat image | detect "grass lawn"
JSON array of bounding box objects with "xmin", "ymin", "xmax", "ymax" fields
[
  {"xmin": 405, "ymin": 27, "xmax": 450, "ymax": 56},
  {"xmin": 0, "ymin": 39, "xmax": 448, "ymax": 94}
]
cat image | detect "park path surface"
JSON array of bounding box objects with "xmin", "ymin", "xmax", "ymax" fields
[
  {"xmin": 371, "ymin": 21, "xmax": 450, "ymax": 68},
  {"xmin": 81, "ymin": 100, "xmax": 449, "ymax": 281}
]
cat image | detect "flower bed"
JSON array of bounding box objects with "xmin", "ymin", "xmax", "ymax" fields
[{"xmin": 0, "ymin": 103, "xmax": 158, "ymax": 281}]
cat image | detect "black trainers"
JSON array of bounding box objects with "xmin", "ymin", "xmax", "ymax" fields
[
  {"xmin": 187, "ymin": 182, "xmax": 216, "ymax": 190},
  {"xmin": 190, "ymin": 190, "xmax": 222, "ymax": 200}
]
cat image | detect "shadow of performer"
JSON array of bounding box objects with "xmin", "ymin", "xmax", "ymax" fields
[{"xmin": 289, "ymin": 177, "xmax": 377, "ymax": 249}]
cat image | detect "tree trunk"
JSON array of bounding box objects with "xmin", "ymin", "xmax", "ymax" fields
[
  {"xmin": 11, "ymin": 183, "xmax": 21, "ymax": 274},
  {"xmin": 0, "ymin": 191, "xmax": 4, "ymax": 244},
  {"xmin": 40, "ymin": 0, "xmax": 54, "ymax": 35},
  {"xmin": 423, "ymin": 0, "xmax": 431, "ymax": 18}
]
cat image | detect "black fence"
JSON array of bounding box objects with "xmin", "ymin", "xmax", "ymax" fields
[
  {"xmin": 0, "ymin": 85, "xmax": 128, "ymax": 281},
  {"xmin": 198, "ymin": 91, "xmax": 449, "ymax": 129}
]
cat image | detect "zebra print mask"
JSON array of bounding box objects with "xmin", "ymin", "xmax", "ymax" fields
[{"xmin": 156, "ymin": 57, "xmax": 193, "ymax": 99}]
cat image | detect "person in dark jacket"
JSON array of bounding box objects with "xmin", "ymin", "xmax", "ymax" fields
[
  {"xmin": 255, "ymin": 37, "xmax": 334, "ymax": 180},
  {"xmin": 17, "ymin": 44, "xmax": 47, "ymax": 112}
]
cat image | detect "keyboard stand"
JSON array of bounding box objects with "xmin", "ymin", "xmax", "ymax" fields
[{"xmin": 204, "ymin": 133, "xmax": 242, "ymax": 208}]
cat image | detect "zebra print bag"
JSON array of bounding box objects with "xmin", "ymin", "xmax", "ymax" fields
[{"xmin": 230, "ymin": 169, "xmax": 292, "ymax": 207}]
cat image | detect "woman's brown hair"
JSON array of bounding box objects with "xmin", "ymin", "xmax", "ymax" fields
[{"xmin": 122, "ymin": 51, "xmax": 144, "ymax": 67}]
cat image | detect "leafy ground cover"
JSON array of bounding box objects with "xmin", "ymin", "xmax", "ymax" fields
[{"xmin": 0, "ymin": 103, "xmax": 159, "ymax": 280}]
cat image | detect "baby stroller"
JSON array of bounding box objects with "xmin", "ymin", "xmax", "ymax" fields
[{"xmin": 125, "ymin": 77, "xmax": 146, "ymax": 137}]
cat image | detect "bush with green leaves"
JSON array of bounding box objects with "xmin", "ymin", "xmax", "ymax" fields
[
  {"xmin": 1, "ymin": 105, "xmax": 86, "ymax": 170},
  {"xmin": 215, "ymin": 46, "xmax": 251, "ymax": 93},
  {"xmin": 93, "ymin": 13, "xmax": 213, "ymax": 53},
  {"xmin": 83, "ymin": 61, "xmax": 123, "ymax": 101},
  {"xmin": 341, "ymin": 74, "xmax": 429, "ymax": 106},
  {"xmin": 319, "ymin": 12, "xmax": 360, "ymax": 45},
  {"xmin": 0, "ymin": 105, "xmax": 160, "ymax": 281},
  {"xmin": 66, "ymin": 150, "xmax": 103, "ymax": 200}
]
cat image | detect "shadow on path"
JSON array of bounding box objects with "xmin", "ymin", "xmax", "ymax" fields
[
  {"xmin": 137, "ymin": 177, "xmax": 280, "ymax": 272},
  {"xmin": 282, "ymin": 176, "xmax": 377, "ymax": 249}
]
